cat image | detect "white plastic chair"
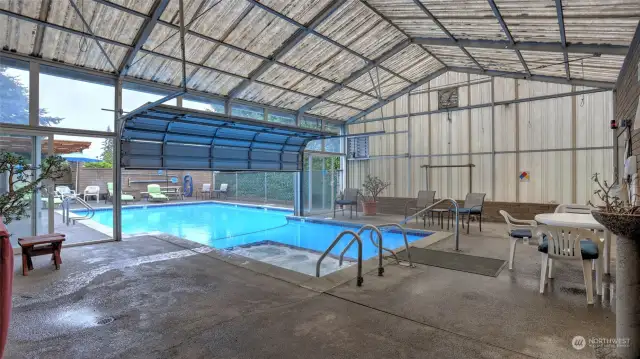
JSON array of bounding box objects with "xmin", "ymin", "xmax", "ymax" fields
[
  {"xmin": 83, "ymin": 185, "xmax": 100, "ymax": 203},
  {"xmin": 537, "ymin": 225, "xmax": 602, "ymax": 304},
  {"xmin": 55, "ymin": 185, "xmax": 77, "ymax": 199},
  {"xmin": 198, "ymin": 183, "xmax": 212, "ymax": 199},
  {"xmin": 499, "ymin": 210, "xmax": 536, "ymax": 270}
]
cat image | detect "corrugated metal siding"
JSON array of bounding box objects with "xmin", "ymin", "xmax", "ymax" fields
[
  {"xmin": 518, "ymin": 96, "xmax": 572, "ymax": 151},
  {"xmin": 575, "ymin": 149, "xmax": 614, "ymax": 204},
  {"xmin": 494, "ymin": 153, "xmax": 516, "ymax": 201},
  {"xmin": 575, "ymin": 91, "xmax": 613, "ymax": 147},
  {"xmin": 494, "ymin": 104, "xmax": 516, "ymax": 151},
  {"xmin": 518, "ymin": 151, "xmax": 572, "ymax": 204}
]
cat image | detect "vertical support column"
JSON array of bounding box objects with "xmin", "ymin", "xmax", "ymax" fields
[
  {"xmin": 29, "ymin": 62, "xmax": 40, "ymax": 236},
  {"xmin": 467, "ymin": 74, "xmax": 471, "ymax": 199},
  {"xmin": 393, "ymin": 100, "xmax": 398, "ymax": 196},
  {"xmin": 491, "ymin": 77, "xmax": 496, "ymax": 201},
  {"xmin": 32, "ymin": 136, "xmax": 42, "ymax": 236},
  {"xmin": 308, "ymin": 154, "xmax": 313, "ymax": 213},
  {"xmin": 407, "ymin": 93, "xmax": 412, "ymax": 195},
  {"xmin": 514, "ymin": 79, "xmax": 520, "ymax": 202},
  {"xmin": 177, "ymin": 95, "xmax": 183, "ymax": 107},
  {"xmin": 571, "ymin": 85, "xmax": 577, "ymax": 203},
  {"xmin": 427, "ymin": 83, "xmax": 432, "ymax": 191},
  {"xmin": 113, "ymin": 79, "xmax": 123, "ymax": 241},
  {"xmin": 294, "ymin": 171, "xmax": 304, "ymax": 216},
  {"xmin": 612, "ymin": 90, "xmax": 619, "ymax": 183},
  {"xmin": 47, "ymin": 135, "xmax": 54, "ymax": 234},
  {"xmin": 321, "ymin": 158, "xmax": 326, "ymax": 207},
  {"xmin": 264, "ymin": 172, "xmax": 268, "ymax": 203}
]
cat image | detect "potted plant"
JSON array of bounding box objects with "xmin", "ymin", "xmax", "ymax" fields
[
  {"xmin": 588, "ymin": 173, "xmax": 640, "ymax": 358},
  {"xmin": 360, "ymin": 175, "xmax": 390, "ymax": 216},
  {"xmin": 0, "ymin": 150, "xmax": 67, "ymax": 225}
]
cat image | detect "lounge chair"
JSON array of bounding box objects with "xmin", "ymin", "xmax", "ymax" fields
[
  {"xmin": 404, "ymin": 190, "xmax": 436, "ymax": 223},
  {"xmin": 334, "ymin": 188, "xmax": 359, "ymax": 219},
  {"xmin": 213, "ymin": 183, "xmax": 228, "ymax": 199},
  {"xmin": 147, "ymin": 184, "xmax": 169, "ymax": 202},
  {"xmin": 83, "ymin": 185, "xmax": 100, "ymax": 203},
  {"xmin": 106, "ymin": 182, "xmax": 134, "ymax": 204},
  {"xmin": 40, "ymin": 188, "xmax": 63, "ymax": 209}
]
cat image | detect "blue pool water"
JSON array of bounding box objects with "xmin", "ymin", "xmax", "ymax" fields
[{"xmin": 77, "ymin": 203, "xmax": 429, "ymax": 261}]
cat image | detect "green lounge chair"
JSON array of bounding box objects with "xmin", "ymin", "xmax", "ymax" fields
[
  {"xmin": 147, "ymin": 184, "xmax": 169, "ymax": 202},
  {"xmin": 107, "ymin": 182, "xmax": 134, "ymax": 204}
]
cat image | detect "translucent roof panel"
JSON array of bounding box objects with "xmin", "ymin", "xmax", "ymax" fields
[
  {"xmin": 498, "ymin": 0, "xmax": 560, "ymax": 42},
  {"xmin": 562, "ymin": 0, "xmax": 640, "ymax": 45},
  {"xmin": 365, "ymin": 0, "xmax": 446, "ymax": 38},
  {"xmin": 381, "ymin": 44, "xmax": 444, "ymax": 82},
  {"xmin": 256, "ymin": 63, "xmax": 308, "ymax": 90},
  {"xmin": 126, "ymin": 53, "xmax": 196, "ymax": 86},
  {"xmin": 202, "ymin": 45, "xmax": 263, "ymax": 77},
  {"xmin": 568, "ymin": 55, "xmax": 626, "ymax": 83},
  {"xmin": 423, "ymin": 45, "xmax": 480, "ymax": 68},
  {"xmin": 308, "ymin": 103, "xmax": 361, "ymax": 120},
  {"xmin": 327, "ymin": 88, "xmax": 371, "ymax": 109},
  {"xmin": 278, "ymin": 34, "xmax": 342, "ymax": 74},
  {"xmin": 289, "ymin": 75, "xmax": 336, "ymax": 97},
  {"xmin": 465, "ymin": 47, "xmax": 525, "ymax": 73},
  {"xmin": 144, "ymin": 24, "xmax": 217, "ymax": 64},
  {"xmin": 0, "ymin": 14, "xmax": 37, "ymax": 54},
  {"xmin": 259, "ymin": 0, "xmax": 335, "ymax": 24},
  {"xmin": 420, "ymin": 0, "xmax": 507, "ymax": 41},
  {"xmin": 519, "ymin": 51, "xmax": 588, "ymax": 78},
  {"xmin": 106, "ymin": 0, "xmax": 156, "ymax": 15},
  {"xmin": 186, "ymin": 68, "xmax": 244, "ymax": 96},
  {"xmin": 313, "ymin": 49, "xmax": 368, "ymax": 83},
  {"xmin": 187, "ymin": 0, "xmax": 254, "ymax": 41}
]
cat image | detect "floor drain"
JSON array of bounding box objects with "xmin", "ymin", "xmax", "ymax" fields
[
  {"xmin": 96, "ymin": 316, "xmax": 115, "ymax": 325},
  {"xmin": 20, "ymin": 295, "xmax": 33, "ymax": 299}
]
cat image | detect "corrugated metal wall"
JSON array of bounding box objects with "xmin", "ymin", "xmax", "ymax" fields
[{"xmin": 347, "ymin": 71, "xmax": 614, "ymax": 204}]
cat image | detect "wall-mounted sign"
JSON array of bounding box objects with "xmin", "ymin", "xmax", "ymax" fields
[{"xmin": 519, "ymin": 170, "xmax": 530, "ymax": 182}]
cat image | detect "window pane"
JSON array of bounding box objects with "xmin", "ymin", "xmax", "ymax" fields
[
  {"xmin": 301, "ymin": 117, "xmax": 322, "ymax": 151},
  {"xmin": 325, "ymin": 122, "xmax": 342, "ymax": 153},
  {"xmin": 231, "ymin": 104, "xmax": 263, "ymax": 120},
  {"xmin": 267, "ymin": 111, "xmax": 296, "ymax": 126},
  {"xmin": 40, "ymin": 68, "xmax": 114, "ymax": 131},
  {"xmin": 0, "ymin": 59, "xmax": 30, "ymax": 125},
  {"xmin": 183, "ymin": 98, "xmax": 225, "ymax": 113},
  {"xmin": 122, "ymin": 86, "xmax": 177, "ymax": 112}
]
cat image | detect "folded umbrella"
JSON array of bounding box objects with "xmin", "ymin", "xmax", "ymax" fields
[{"xmin": 0, "ymin": 219, "xmax": 12, "ymax": 358}]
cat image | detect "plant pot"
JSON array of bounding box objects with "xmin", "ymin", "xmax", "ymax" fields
[
  {"xmin": 592, "ymin": 210, "xmax": 640, "ymax": 358},
  {"xmin": 362, "ymin": 201, "xmax": 377, "ymax": 216}
]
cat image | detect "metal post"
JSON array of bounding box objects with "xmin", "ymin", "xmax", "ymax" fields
[
  {"xmin": 32, "ymin": 135, "xmax": 42, "ymax": 236},
  {"xmin": 29, "ymin": 62, "xmax": 40, "ymax": 236},
  {"xmin": 264, "ymin": 172, "xmax": 267, "ymax": 203},
  {"xmin": 407, "ymin": 92, "xmax": 412, "ymax": 193},
  {"xmin": 308, "ymin": 154, "xmax": 313, "ymax": 212},
  {"xmin": 47, "ymin": 134, "xmax": 54, "ymax": 234},
  {"xmin": 235, "ymin": 172, "xmax": 238, "ymax": 200},
  {"xmin": 113, "ymin": 79, "xmax": 123, "ymax": 241},
  {"xmin": 178, "ymin": 0, "xmax": 187, "ymax": 90},
  {"xmin": 490, "ymin": 77, "xmax": 496, "ymax": 201}
]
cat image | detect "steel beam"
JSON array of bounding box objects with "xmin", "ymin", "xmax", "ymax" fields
[
  {"xmin": 67, "ymin": 0, "xmax": 119, "ymax": 72},
  {"xmin": 555, "ymin": 0, "xmax": 570, "ymax": 79},
  {"xmin": 448, "ymin": 66, "xmax": 614, "ymax": 88},
  {"xmin": 298, "ymin": 39, "xmax": 412, "ymax": 113},
  {"xmin": 413, "ymin": 37, "xmax": 628, "ymax": 56},
  {"xmin": 32, "ymin": 0, "xmax": 52, "ymax": 56},
  {"xmin": 228, "ymin": 0, "xmax": 346, "ymax": 99},
  {"xmin": 178, "ymin": 0, "xmax": 187, "ymax": 90},
  {"xmin": 245, "ymin": 0, "xmax": 412, "ymax": 83},
  {"xmin": 119, "ymin": 0, "xmax": 170, "ymax": 76},
  {"xmin": 411, "ymin": 0, "xmax": 483, "ymax": 70},
  {"xmin": 487, "ymin": 0, "xmax": 530, "ymax": 76},
  {"xmin": 346, "ymin": 67, "xmax": 448, "ymax": 123}
]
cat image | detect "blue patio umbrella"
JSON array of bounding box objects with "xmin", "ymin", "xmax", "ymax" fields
[{"xmin": 60, "ymin": 152, "xmax": 100, "ymax": 192}]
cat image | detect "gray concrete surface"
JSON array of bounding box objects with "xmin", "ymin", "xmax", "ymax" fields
[{"xmin": 6, "ymin": 220, "xmax": 618, "ymax": 359}]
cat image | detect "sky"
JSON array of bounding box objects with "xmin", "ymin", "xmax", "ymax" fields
[{"xmin": 4, "ymin": 67, "xmax": 217, "ymax": 159}]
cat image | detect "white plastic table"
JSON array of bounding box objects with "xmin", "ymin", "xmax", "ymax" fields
[{"xmin": 535, "ymin": 213, "xmax": 612, "ymax": 274}]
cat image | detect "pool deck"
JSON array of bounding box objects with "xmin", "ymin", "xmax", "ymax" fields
[{"xmin": 6, "ymin": 211, "xmax": 618, "ymax": 359}]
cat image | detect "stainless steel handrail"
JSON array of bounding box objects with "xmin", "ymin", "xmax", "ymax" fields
[
  {"xmin": 63, "ymin": 196, "xmax": 95, "ymax": 225},
  {"xmin": 338, "ymin": 225, "xmax": 393, "ymax": 276},
  {"xmin": 400, "ymin": 198, "xmax": 460, "ymax": 251},
  {"xmin": 376, "ymin": 223, "xmax": 413, "ymax": 267},
  {"xmin": 316, "ymin": 230, "xmax": 364, "ymax": 286}
]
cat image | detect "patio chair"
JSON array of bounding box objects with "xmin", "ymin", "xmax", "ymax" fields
[
  {"xmin": 40, "ymin": 188, "xmax": 63, "ymax": 209},
  {"xmin": 499, "ymin": 210, "xmax": 537, "ymax": 270},
  {"xmin": 555, "ymin": 204, "xmax": 591, "ymax": 214},
  {"xmin": 83, "ymin": 185, "xmax": 100, "ymax": 203},
  {"xmin": 334, "ymin": 188, "xmax": 359, "ymax": 219},
  {"xmin": 55, "ymin": 186, "xmax": 76, "ymax": 199},
  {"xmin": 147, "ymin": 184, "xmax": 169, "ymax": 202},
  {"xmin": 449, "ymin": 193, "xmax": 486, "ymax": 234},
  {"xmin": 198, "ymin": 183, "xmax": 212, "ymax": 199},
  {"xmin": 213, "ymin": 183, "xmax": 228, "ymax": 199},
  {"xmin": 537, "ymin": 225, "xmax": 601, "ymax": 304},
  {"xmin": 404, "ymin": 190, "xmax": 436, "ymax": 223},
  {"xmin": 106, "ymin": 182, "xmax": 134, "ymax": 204}
]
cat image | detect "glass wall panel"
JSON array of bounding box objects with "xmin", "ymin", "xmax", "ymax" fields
[
  {"xmin": 301, "ymin": 117, "xmax": 322, "ymax": 151},
  {"xmin": 0, "ymin": 58, "xmax": 30, "ymax": 125},
  {"xmin": 267, "ymin": 111, "xmax": 295, "ymax": 126},
  {"xmin": 324, "ymin": 122, "xmax": 343, "ymax": 153},
  {"xmin": 183, "ymin": 98, "xmax": 225, "ymax": 113},
  {"xmin": 39, "ymin": 66, "xmax": 114, "ymax": 132},
  {"xmin": 122, "ymin": 85, "xmax": 177, "ymax": 112},
  {"xmin": 231, "ymin": 103, "xmax": 264, "ymax": 120},
  {"xmin": 0, "ymin": 134, "xmax": 33, "ymax": 246}
]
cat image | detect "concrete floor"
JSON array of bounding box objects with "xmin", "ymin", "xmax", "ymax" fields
[{"xmin": 6, "ymin": 213, "xmax": 618, "ymax": 359}]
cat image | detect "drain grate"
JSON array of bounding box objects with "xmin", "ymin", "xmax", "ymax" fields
[{"xmin": 95, "ymin": 316, "xmax": 115, "ymax": 325}]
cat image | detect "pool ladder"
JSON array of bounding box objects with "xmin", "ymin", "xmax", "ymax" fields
[
  {"xmin": 62, "ymin": 196, "xmax": 96, "ymax": 225},
  {"xmin": 315, "ymin": 223, "xmax": 414, "ymax": 287}
]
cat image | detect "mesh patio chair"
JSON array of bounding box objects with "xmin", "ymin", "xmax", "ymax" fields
[
  {"xmin": 334, "ymin": 188, "xmax": 359, "ymax": 219},
  {"xmin": 404, "ymin": 190, "xmax": 436, "ymax": 223},
  {"xmin": 449, "ymin": 193, "xmax": 486, "ymax": 234}
]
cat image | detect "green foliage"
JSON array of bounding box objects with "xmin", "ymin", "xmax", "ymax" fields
[
  {"xmin": 0, "ymin": 151, "xmax": 67, "ymax": 224},
  {"xmin": 0, "ymin": 67, "xmax": 62, "ymax": 126},
  {"xmin": 84, "ymin": 161, "xmax": 113, "ymax": 169},
  {"xmin": 100, "ymin": 125, "xmax": 114, "ymax": 163},
  {"xmin": 360, "ymin": 175, "xmax": 390, "ymax": 203},
  {"xmin": 215, "ymin": 172, "xmax": 295, "ymax": 202}
]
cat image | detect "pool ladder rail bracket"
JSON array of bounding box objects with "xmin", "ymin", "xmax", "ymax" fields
[
  {"xmin": 400, "ymin": 197, "xmax": 461, "ymax": 251},
  {"xmin": 316, "ymin": 223, "xmax": 415, "ymax": 287},
  {"xmin": 61, "ymin": 196, "xmax": 96, "ymax": 226}
]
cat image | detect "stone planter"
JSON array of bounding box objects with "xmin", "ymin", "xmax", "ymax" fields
[
  {"xmin": 592, "ymin": 210, "xmax": 640, "ymax": 359},
  {"xmin": 362, "ymin": 201, "xmax": 377, "ymax": 216}
]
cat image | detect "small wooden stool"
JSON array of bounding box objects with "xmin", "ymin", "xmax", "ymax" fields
[{"xmin": 17, "ymin": 233, "xmax": 66, "ymax": 276}]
